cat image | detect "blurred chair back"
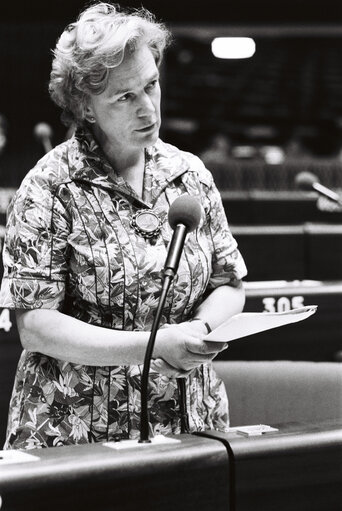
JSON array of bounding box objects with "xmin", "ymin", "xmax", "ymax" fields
[{"xmin": 214, "ymin": 360, "xmax": 342, "ymax": 427}]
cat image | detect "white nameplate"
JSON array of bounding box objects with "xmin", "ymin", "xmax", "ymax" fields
[
  {"xmin": 229, "ymin": 424, "xmax": 279, "ymax": 437},
  {"xmin": 0, "ymin": 450, "xmax": 40, "ymax": 465}
]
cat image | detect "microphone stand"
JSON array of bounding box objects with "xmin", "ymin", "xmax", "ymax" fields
[
  {"xmin": 140, "ymin": 223, "xmax": 188, "ymax": 443},
  {"xmin": 139, "ymin": 272, "xmax": 173, "ymax": 443}
]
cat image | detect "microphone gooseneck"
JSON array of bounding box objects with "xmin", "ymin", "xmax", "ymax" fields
[
  {"xmin": 295, "ymin": 171, "xmax": 341, "ymax": 204},
  {"xmin": 139, "ymin": 195, "xmax": 202, "ymax": 443}
]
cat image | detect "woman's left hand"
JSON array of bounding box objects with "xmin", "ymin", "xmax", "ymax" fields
[
  {"xmin": 151, "ymin": 358, "xmax": 193, "ymax": 378},
  {"xmin": 151, "ymin": 320, "xmax": 226, "ymax": 378}
]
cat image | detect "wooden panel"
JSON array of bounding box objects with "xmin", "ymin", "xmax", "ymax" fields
[
  {"xmin": 0, "ymin": 434, "xmax": 230, "ymax": 511},
  {"xmin": 306, "ymin": 223, "xmax": 342, "ymax": 279},
  {"xmin": 231, "ymin": 225, "xmax": 306, "ymax": 280},
  {"xmin": 231, "ymin": 223, "xmax": 342, "ymax": 281},
  {"xmin": 222, "ymin": 191, "xmax": 342, "ymax": 226},
  {"xmin": 217, "ymin": 280, "xmax": 342, "ymax": 361}
]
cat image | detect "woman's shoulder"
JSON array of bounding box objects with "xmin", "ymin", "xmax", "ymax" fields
[
  {"xmin": 155, "ymin": 139, "xmax": 214, "ymax": 188},
  {"xmin": 17, "ymin": 138, "xmax": 76, "ymax": 197}
]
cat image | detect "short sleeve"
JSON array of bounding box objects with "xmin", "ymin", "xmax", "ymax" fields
[
  {"xmin": 204, "ymin": 174, "xmax": 247, "ymax": 289},
  {"xmin": 0, "ymin": 172, "xmax": 71, "ymax": 310}
]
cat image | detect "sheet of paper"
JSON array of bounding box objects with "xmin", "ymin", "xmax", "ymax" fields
[{"xmin": 204, "ymin": 305, "xmax": 317, "ymax": 343}]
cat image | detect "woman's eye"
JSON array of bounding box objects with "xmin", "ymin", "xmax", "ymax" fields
[
  {"xmin": 118, "ymin": 94, "xmax": 131, "ymax": 102},
  {"xmin": 146, "ymin": 80, "xmax": 158, "ymax": 91}
]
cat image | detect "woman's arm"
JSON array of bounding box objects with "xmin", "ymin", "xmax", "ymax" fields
[
  {"xmin": 190, "ymin": 281, "xmax": 245, "ymax": 332},
  {"xmin": 151, "ymin": 282, "xmax": 245, "ymax": 376},
  {"xmin": 16, "ymin": 309, "xmax": 149, "ymax": 366},
  {"xmin": 16, "ymin": 308, "xmax": 227, "ymax": 372}
]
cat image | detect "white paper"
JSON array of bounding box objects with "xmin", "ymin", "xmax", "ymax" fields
[{"xmin": 204, "ymin": 305, "xmax": 317, "ymax": 343}]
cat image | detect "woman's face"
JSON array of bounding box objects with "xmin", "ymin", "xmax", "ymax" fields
[{"xmin": 87, "ymin": 44, "xmax": 161, "ymax": 158}]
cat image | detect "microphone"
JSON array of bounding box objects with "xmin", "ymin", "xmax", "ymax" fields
[
  {"xmin": 33, "ymin": 122, "xmax": 53, "ymax": 153},
  {"xmin": 139, "ymin": 195, "xmax": 202, "ymax": 443},
  {"xmin": 295, "ymin": 171, "xmax": 342, "ymax": 204},
  {"xmin": 164, "ymin": 195, "xmax": 202, "ymax": 279}
]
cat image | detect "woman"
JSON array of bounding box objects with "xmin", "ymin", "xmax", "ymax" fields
[{"xmin": 0, "ymin": 2, "xmax": 247, "ymax": 449}]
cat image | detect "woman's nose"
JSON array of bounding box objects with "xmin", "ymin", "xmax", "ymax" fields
[{"xmin": 137, "ymin": 93, "xmax": 155, "ymax": 117}]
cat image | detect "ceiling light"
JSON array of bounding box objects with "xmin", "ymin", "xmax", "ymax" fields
[{"xmin": 211, "ymin": 37, "xmax": 256, "ymax": 59}]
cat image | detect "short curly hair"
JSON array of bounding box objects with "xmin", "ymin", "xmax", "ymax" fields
[{"xmin": 49, "ymin": 2, "xmax": 171, "ymax": 126}]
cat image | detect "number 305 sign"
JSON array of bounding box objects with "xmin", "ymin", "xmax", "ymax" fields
[{"xmin": 262, "ymin": 295, "xmax": 305, "ymax": 313}]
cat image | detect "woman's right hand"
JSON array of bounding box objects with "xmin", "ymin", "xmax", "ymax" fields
[{"xmin": 152, "ymin": 322, "xmax": 227, "ymax": 378}]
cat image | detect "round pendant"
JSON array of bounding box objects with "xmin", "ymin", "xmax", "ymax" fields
[{"xmin": 130, "ymin": 209, "xmax": 162, "ymax": 239}]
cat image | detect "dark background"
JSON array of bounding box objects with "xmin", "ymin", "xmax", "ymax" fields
[
  {"xmin": 2, "ymin": 0, "xmax": 342, "ymax": 186},
  {"xmin": 3, "ymin": 0, "xmax": 342, "ymax": 23}
]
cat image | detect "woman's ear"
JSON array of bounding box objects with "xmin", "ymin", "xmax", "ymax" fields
[{"xmin": 85, "ymin": 105, "xmax": 96, "ymax": 124}]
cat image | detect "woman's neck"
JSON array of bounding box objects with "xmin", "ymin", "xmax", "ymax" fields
[
  {"xmin": 92, "ymin": 126, "xmax": 145, "ymax": 197},
  {"xmin": 119, "ymin": 156, "xmax": 145, "ymax": 198},
  {"xmin": 109, "ymin": 150, "xmax": 145, "ymax": 198}
]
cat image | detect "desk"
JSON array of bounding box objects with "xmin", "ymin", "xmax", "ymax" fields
[
  {"xmin": 198, "ymin": 419, "xmax": 342, "ymax": 511},
  {"xmin": 0, "ymin": 434, "xmax": 229, "ymax": 511},
  {"xmin": 1, "ymin": 420, "xmax": 340, "ymax": 511}
]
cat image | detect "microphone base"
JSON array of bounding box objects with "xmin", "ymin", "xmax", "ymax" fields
[{"xmin": 103, "ymin": 434, "xmax": 181, "ymax": 450}]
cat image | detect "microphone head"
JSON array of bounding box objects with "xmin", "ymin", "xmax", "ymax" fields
[
  {"xmin": 33, "ymin": 122, "xmax": 53, "ymax": 140},
  {"xmin": 168, "ymin": 194, "xmax": 202, "ymax": 232},
  {"xmin": 294, "ymin": 171, "xmax": 319, "ymax": 191}
]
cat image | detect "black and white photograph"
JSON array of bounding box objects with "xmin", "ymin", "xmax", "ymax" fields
[{"xmin": 0, "ymin": 1, "xmax": 341, "ymax": 509}]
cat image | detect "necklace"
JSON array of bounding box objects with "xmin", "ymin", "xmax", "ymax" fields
[{"xmin": 130, "ymin": 209, "xmax": 162, "ymax": 239}]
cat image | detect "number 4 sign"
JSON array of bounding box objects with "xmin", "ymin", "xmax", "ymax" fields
[{"xmin": 0, "ymin": 308, "xmax": 12, "ymax": 332}]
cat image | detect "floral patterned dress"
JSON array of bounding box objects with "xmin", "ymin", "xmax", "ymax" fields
[{"xmin": 0, "ymin": 127, "xmax": 247, "ymax": 449}]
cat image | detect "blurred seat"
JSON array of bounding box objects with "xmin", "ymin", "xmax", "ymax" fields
[{"xmin": 214, "ymin": 360, "xmax": 342, "ymax": 427}]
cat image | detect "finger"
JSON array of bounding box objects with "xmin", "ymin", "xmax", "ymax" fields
[
  {"xmin": 205, "ymin": 341, "xmax": 229, "ymax": 352},
  {"xmin": 215, "ymin": 342, "xmax": 229, "ymax": 352},
  {"xmin": 151, "ymin": 358, "xmax": 192, "ymax": 378},
  {"xmin": 152, "ymin": 360, "xmax": 190, "ymax": 378},
  {"xmin": 185, "ymin": 339, "xmax": 228, "ymax": 356}
]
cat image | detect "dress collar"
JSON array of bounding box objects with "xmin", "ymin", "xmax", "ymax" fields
[{"xmin": 67, "ymin": 126, "xmax": 190, "ymax": 208}]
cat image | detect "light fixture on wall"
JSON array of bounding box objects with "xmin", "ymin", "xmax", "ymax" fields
[{"xmin": 211, "ymin": 37, "xmax": 256, "ymax": 59}]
